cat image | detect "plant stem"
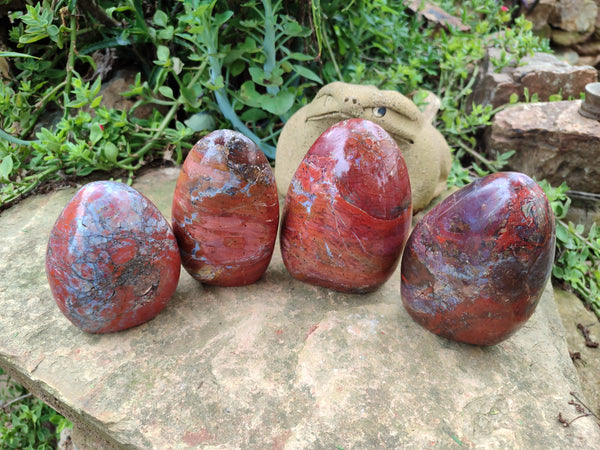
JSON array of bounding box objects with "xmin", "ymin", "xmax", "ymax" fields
[
  {"xmin": 0, "ymin": 393, "xmax": 33, "ymax": 410},
  {"xmin": 62, "ymin": 10, "xmax": 78, "ymax": 119},
  {"xmin": 262, "ymin": 0, "xmax": 279, "ymax": 96},
  {"xmin": 455, "ymin": 140, "xmax": 498, "ymax": 172},
  {"xmin": 201, "ymin": 8, "xmax": 276, "ymax": 158},
  {"xmin": 0, "ymin": 128, "xmax": 34, "ymax": 147},
  {"xmin": 323, "ymin": 22, "xmax": 343, "ymax": 81},
  {"xmin": 558, "ymin": 218, "xmax": 600, "ymax": 252},
  {"xmin": 119, "ymin": 62, "xmax": 208, "ymax": 168}
]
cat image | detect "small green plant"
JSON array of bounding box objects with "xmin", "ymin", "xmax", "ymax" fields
[
  {"xmin": 0, "ymin": 0, "xmax": 320, "ymax": 208},
  {"xmin": 0, "ymin": 367, "xmax": 72, "ymax": 449},
  {"xmin": 538, "ymin": 181, "xmax": 600, "ymax": 317},
  {"xmin": 313, "ymin": 0, "xmax": 550, "ymax": 186}
]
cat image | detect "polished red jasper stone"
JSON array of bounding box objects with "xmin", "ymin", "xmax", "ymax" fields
[
  {"xmin": 45, "ymin": 181, "xmax": 181, "ymax": 333},
  {"xmin": 280, "ymin": 118, "xmax": 412, "ymax": 293},
  {"xmin": 171, "ymin": 130, "xmax": 279, "ymax": 286},
  {"xmin": 401, "ymin": 172, "xmax": 556, "ymax": 345}
]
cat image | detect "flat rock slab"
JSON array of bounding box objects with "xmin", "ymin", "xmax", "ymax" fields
[{"xmin": 0, "ymin": 168, "xmax": 598, "ymax": 448}]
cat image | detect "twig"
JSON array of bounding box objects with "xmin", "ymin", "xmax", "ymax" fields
[
  {"xmin": 569, "ymin": 351, "xmax": 584, "ymax": 367},
  {"xmin": 0, "ymin": 393, "xmax": 33, "ymax": 410},
  {"xmin": 570, "ymin": 392, "xmax": 600, "ymax": 422},
  {"xmin": 577, "ymin": 323, "xmax": 599, "ymax": 348},
  {"xmin": 558, "ymin": 412, "xmax": 591, "ymax": 427},
  {"xmin": 118, "ymin": 61, "xmax": 207, "ymax": 168},
  {"xmin": 558, "ymin": 218, "xmax": 600, "ymax": 252},
  {"xmin": 62, "ymin": 9, "xmax": 78, "ymax": 119},
  {"xmin": 558, "ymin": 392, "xmax": 600, "ymax": 427},
  {"xmin": 455, "ymin": 140, "xmax": 498, "ymax": 172},
  {"xmin": 0, "ymin": 128, "xmax": 35, "ymax": 147}
]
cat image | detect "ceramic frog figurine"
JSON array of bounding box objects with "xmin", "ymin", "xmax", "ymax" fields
[{"xmin": 275, "ymin": 82, "xmax": 452, "ymax": 211}]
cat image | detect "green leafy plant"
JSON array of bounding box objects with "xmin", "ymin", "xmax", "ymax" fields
[
  {"xmin": 0, "ymin": 367, "xmax": 72, "ymax": 448},
  {"xmin": 538, "ymin": 181, "xmax": 600, "ymax": 317},
  {"xmin": 313, "ymin": 0, "xmax": 550, "ymax": 185},
  {"xmin": 0, "ymin": 0, "xmax": 322, "ymax": 208},
  {"xmin": 1, "ymin": 0, "xmax": 598, "ymax": 316}
]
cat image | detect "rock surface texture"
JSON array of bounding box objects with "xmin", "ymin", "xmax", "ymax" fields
[
  {"xmin": 486, "ymin": 100, "xmax": 600, "ymax": 194},
  {"xmin": 275, "ymin": 82, "xmax": 451, "ymax": 212},
  {"xmin": 280, "ymin": 119, "xmax": 412, "ymax": 293},
  {"xmin": 171, "ymin": 130, "xmax": 279, "ymax": 287},
  {"xmin": 470, "ymin": 50, "xmax": 597, "ymax": 109},
  {"xmin": 45, "ymin": 181, "xmax": 181, "ymax": 334},
  {"xmin": 0, "ymin": 168, "xmax": 598, "ymax": 448},
  {"xmin": 524, "ymin": 0, "xmax": 600, "ymax": 49},
  {"xmin": 554, "ymin": 289, "xmax": 600, "ymax": 418},
  {"xmin": 401, "ymin": 172, "xmax": 556, "ymax": 345}
]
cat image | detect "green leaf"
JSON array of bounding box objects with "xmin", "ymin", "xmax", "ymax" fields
[
  {"xmin": 18, "ymin": 33, "xmax": 50, "ymax": 45},
  {"xmin": 158, "ymin": 26, "xmax": 174, "ymax": 40},
  {"xmin": 284, "ymin": 51, "xmax": 314, "ymax": 62},
  {"xmin": 156, "ymin": 45, "xmax": 169, "ymax": 62},
  {"xmin": 240, "ymin": 108, "xmax": 268, "ymax": 122},
  {"xmin": 172, "ymin": 57, "xmax": 183, "ymax": 75},
  {"xmin": 102, "ymin": 142, "xmax": 119, "ymax": 164},
  {"xmin": 204, "ymin": 75, "xmax": 224, "ymax": 91},
  {"xmin": 158, "ymin": 85, "xmax": 175, "ymax": 99},
  {"xmin": 249, "ymin": 66, "xmax": 283, "ymax": 87},
  {"xmin": 240, "ymin": 81, "xmax": 294, "ymax": 115},
  {"xmin": 89, "ymin": 123, "xmax": 103, "ymax": 145},
  {"xmin": 91, "ymin": 77, "xmax": 102, "ymax": 97},
  {"xmin": 36, "ymin": 427, "xmax": 47, "ymax": 442},
  {"xmin": 91, "ymin": 95, "xmax": 103, "ymax": 109},
  {"xmin": 214, "ymin": 10, "xmax": 234, "ymax": 28},
  {"xmin": 184, "ymin": 112, "xmax": 216, "ymax": 132},
  {"xmin": 283, "ymin": 20, "xmax": 306, "ymax": 37},
  {"xmin": 229, "ymin": 60, "xmax": 246, "ymax": 77},
  {"xmin": 292, "ymin": 64, "xmax": 322, "ymax": 84},
  {"xmin": 0, "ymin": 51, "xmax": 39, "ymax": 59},
  {"xmin": 47, "ymin": 24, "xmax": 59, "ymax": 38},
  {"xmin": 180, "ymin": 85, "xmax": 202, "ymax": 108},
  {"xmin": 0, "ymin": 154, "xmax": 13, "ymax": 181},
  {"xmin": 153, "ymin": 10, "xmax": 168, "ymax": 28}
]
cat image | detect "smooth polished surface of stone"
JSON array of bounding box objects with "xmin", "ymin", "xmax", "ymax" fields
[
  {"xmin": 45, "ymin": 181, "xmax": 180, "ymax": 334},
  {"xmin": 275, "ymin": 82, "xmax": 451, "ymax": 211},
  {"xmin": 0, "ymin": 168, "xmax": 598, "ymax": 449},
  {"xmin": 402, "ymin": 172, "xmax": 556, "ymax": 345},
  {"xmin": 281, "ymin": 119, "xmax": 412, "ymax": 293},
  {"xmin": 172, "ymin": 130, "xmax": 279, "ymax": 286}
]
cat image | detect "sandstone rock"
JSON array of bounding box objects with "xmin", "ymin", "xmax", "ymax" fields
[
  {"xmin": 524, "ymin": 0, "xmax": 557, "ymax": 31},
  {"xmin": 486, "ymin": 100, "xmax": 600, "ymax": 193},
  {"xmin": 0, "ymin": 168, "xmax": 598, "ymax": 448},
  {"xmin": 470, "ymin": 50, "xmax": 597, "ymax": 109},
  {"xmin": 406, "ymin": 0, "xmax": 470, "ymax": 32},
  {"xmin": 552, "ymin": 28, "xmax": 595, "ymax": 46},
  {"xmin": 549, "ymin": 0, "xmax": 598, "ymax": 32},
  {"xmin": 555, "ymin": 289, "xmax": 600, "ymax": 418},
  {"xmin": 555, "ymin": 48, "xmax": 586, "ymax": 65}
]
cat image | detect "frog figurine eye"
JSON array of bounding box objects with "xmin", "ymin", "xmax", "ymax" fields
[{"xmin": 373, "ymin": 106, "xmax": 386, "ymax": 118}]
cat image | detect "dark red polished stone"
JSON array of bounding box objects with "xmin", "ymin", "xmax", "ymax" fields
[
  {"xmin": 171, "ymin": 130, "xmax": 279, "ymax": 286},
  {"xmin": 45, "ymin": 181, "xmax": 181, "ymax": 333},
  {"xmin": 280, "ymin": 118, "xmax": 412, "ymax": 293},
  {"xmin": 401, "ymin": 172, "xmax": 556, "ymax": 345}
]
